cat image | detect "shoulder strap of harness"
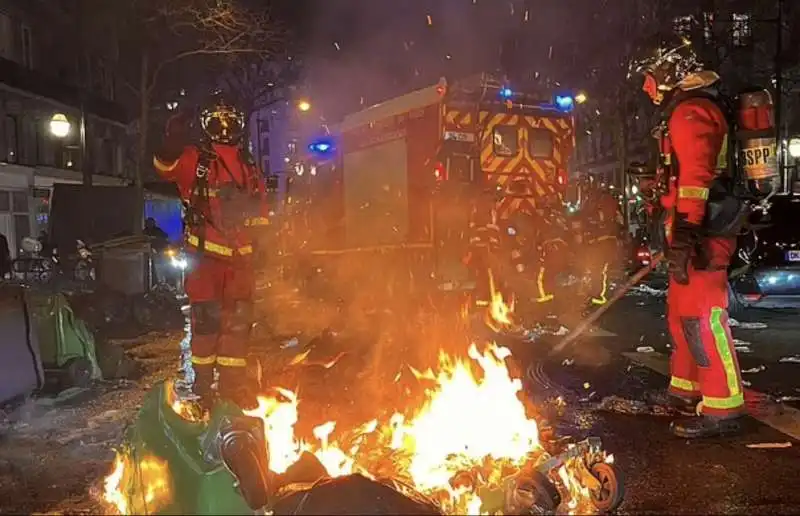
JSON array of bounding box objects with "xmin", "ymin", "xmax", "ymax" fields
[{"xmin": 188, "ymin": 146, "xmax": 216, "ymax": 254}]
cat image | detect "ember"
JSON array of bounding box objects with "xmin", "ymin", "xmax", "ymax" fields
[{"xmin": 102, "ymin": 291, "xmax": 622, "ymax": 515}]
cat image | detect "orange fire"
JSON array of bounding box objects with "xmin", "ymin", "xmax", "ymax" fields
[
  {"xmin": 104, "ymin": 343, "xmax": 598, "ymax": 515},
  {"xmin": 486, "ymin": 270, "xmax": 515, "ymax": 331}
]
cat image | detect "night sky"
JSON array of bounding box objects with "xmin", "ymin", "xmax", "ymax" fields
[{"xmin": 282, "ymin": 0, "xmax": 626, "ymax": 120}]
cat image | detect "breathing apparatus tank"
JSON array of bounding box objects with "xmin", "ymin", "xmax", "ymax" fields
[{"xmin": 736, "ymin": 88, "xmax": 780, "ymax": 199}]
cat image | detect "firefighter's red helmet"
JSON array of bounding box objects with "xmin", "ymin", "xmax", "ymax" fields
[{"xmin": 200, "ymin": 91, "xmax": 246, "ymax": 145}]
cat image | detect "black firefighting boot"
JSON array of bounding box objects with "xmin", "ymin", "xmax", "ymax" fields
[
  {"xmin": 192, "ymin": 365, "xmax": 216, "ymax": 412},
  {"xmin": 219, "ymin": 367, "xmax": 259, "ymax": 411},
  {"xmin": 670, "ymin": 415, "xmax": 744, "ymax": 439}
]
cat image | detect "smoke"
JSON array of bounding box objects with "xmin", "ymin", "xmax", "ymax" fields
[{"xmin": 301, "ymin": 0, "xmax": 560, "ymax": 120}]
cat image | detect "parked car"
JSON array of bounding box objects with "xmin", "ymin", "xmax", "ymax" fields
[{"xmin": 730, "ymin": 196, "xmax": 800, "ymax": 313}]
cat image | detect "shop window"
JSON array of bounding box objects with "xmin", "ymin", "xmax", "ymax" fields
[
  {"xmin": 529, "ymin": 128, "xmax": 554, "ymax": 159},
  {"xmin": 14, "ymin": 213, "xmax": 30, "ymax": 249},
  {"xmin": 493, "ymin": 126, "xmax": 518, "ymax": 157},
  {"xmin": 12, "ymin": 191, "xmax": 28, "ymax": 213},
  {"xmin": 4, "ymin": 115, "xmax": 18, "ymax": 163},
  {"xmin": 0, "ymin": 191, "xmax": 9, "ymax": 211},
  {"xmin": 732, "ymin": 13, "xmax": 751, "ymax": 47}
]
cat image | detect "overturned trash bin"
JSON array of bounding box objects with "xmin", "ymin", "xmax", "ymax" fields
[
  {"xmin": 29, "ymin": 292, "xmax": 102, "ymax": 390},
  {"xmin": 0, "ymin": 284, "xmax": 44, "ymax": 406}
]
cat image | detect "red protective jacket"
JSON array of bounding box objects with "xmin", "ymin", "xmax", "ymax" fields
[
  {"xmin": 660, "ymin": 96, "xmax": 728, "ymax": 237},
  {"xmin": 154, "ymin": 143, "xmax": 270, "ymax": 260}
]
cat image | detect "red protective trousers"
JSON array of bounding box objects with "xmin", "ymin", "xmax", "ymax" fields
[
  {"xmin": 666, "ymin": 237, "xmax": 744, "ymax": 418},
  {"xmin": 185, "ymin": 253, "xmax": 255, "ymax": 396}
]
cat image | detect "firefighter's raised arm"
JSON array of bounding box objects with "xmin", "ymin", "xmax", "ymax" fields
[
  {"xmin": 153, "ymin": 111, "xmax": 194, "ymax": 185},
  {"xmin": 668, "ymin": 97, "xmax": 728, "ymax": 226}
]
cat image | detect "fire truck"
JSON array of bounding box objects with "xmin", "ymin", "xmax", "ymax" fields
[{"xmin": 284, "ymin": 74, "xmax": 576, "ymax": 303}]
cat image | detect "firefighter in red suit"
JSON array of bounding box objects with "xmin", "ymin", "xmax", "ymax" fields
[
  {"xmin": 154, "ymin": 92, "xmax": 269, "ymax": 410},
  {"xmin": 582, "ymin": 183, "xmax": 622, "ymax": 307},
  {"xmin": 632, "ymin": 36, "xmax": 745, "ymax": 438}
]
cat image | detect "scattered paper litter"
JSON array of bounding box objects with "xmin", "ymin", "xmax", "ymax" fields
[
  {"xmin": 777, "ymin": 396, "xmax": 800, "ymax": 402},
  {"xmin": 628, "ymin": 285, "xmax": 667, "ymax": 297},
  {"xmin": 746, "ymin": 442, "xmax": 792, "ymax": 449},
  {"xmin": 734, "ymin": 339, "xmax": 752, "ymax": 353},
  {"xmin": 742, "ymin": 380, "xmax": 752, "ymax": 387},
  {"xmin": 741, "ymin": 365, "xmax": 766, "ymax": 374},
  {"xmin": 561, "ymin": 358, "xmax": 574, "ymax": 366},
  {"xmin": 729, "ymin": 318, "xmax": 768, "ymax": 329},
  {"xmin": 554, "ymin": 325, "xmax": 570, "ymax": 336},
  {"xmin": 636, "ymin": 346, "xmax": 655, "ymax": 353},
  {"xmin": 779, "ymin": 356, "xmax": 800, "ymax": 364}
]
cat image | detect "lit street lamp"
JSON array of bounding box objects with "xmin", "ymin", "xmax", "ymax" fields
[
  {"xmin": 50, "ymin": 109, "xmax": 89, "ymax": 185},
  {"xmin": 49, "ymin": 113, "xmax": 71, "ymax": 138},
  {"xmin": 575, "ymin": 92, "xmax": 588, "ymax": 105},
  {"xmin": 297, "ymin": 100, "xmax": 311, "ymax": 112},
  {"xmin": 789, "ymin": 138, "xmax": 800, "ymax": 159}
]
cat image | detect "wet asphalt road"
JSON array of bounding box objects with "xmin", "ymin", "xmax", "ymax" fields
[{"xmin": 503, "ymin": 285, "xmax": 800, "ymax": 515}]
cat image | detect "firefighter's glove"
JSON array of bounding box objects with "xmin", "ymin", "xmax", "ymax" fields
[
  {"xmin": 666, "ymin": 214, "xmax": 701, "ymax": 285},
  {"xmin": 160, "ymin": 111, "xmax": 192, "ymax": 161}
]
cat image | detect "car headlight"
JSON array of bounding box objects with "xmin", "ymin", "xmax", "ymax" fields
[{"xmin": 171, "ymin": 256, "xmax": 188, "ymax": 270}]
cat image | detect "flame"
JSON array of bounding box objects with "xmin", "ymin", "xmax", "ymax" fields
[
  {"xmin": 104, "ymin": 344, "xmax": 596, "ymax": 515},
  {"xmin": 486, "ymin": 270, "xmax": 515, "ymax": 331},
  {"xmin": 103, "ymin": 452, "xmax": 171, "ymax": 514}
]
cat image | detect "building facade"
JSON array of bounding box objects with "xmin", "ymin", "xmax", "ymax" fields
[
  {"xmin": 573, "ymin": 0, "xmax": 800, "ymax": 192},
  {"xmin": 0, "ymin": 0, "xmax": 131, "ymax": 257}
]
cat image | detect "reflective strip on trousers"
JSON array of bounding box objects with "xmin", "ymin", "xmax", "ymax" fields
[
  {"xmin": 705, "ymin": 306, "xmax": 744, "ymax": 410},
  {"xmin": 244, "ymin": 216, "xmax": 270, "ymax": 227},
  {"xmin": 217, "ymin": 356, "xmax": 247, "ymax": 367},
  {"xmin": 670, "ymin": 376, "xmax": 699, "ymax": 393},
  {"xmin": 192, "ymin": 354, "xmax": 216, "ymax": 365},
  {"xmin": 536, "ymin": 267, "xmax": 554, "ymax": 302},
  {"xmin": 591, "ymin": 263, "xmax": 609, "ymax": 305}
]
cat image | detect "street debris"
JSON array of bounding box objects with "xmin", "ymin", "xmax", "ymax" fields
[
  {"xmin": 627, "ymin": 284, "xmax": 666, "ymax": 297},
  {"xmin": 742, "ymin": 380, "xmax": 752, "ymax": 387},
  {"xmin": 777, "ymin": 396, "xmax": 800, "ymax": 402},
  {"xmin": 595, "ymin": 395, "xmax": 674, "ymax": 416},
  {"xmin": 636, "ymin": 346, "xmax": 655, "ymax": 353},
  {"xmin": 745, "ymin": 442, "xmax": 792, "ymax": 449},
  {"xmin": 734, "ymin": 339, "xmax": 752, "ymax": 353},
  {"xmin": 742, "ymin": 365, "xmax": 767, "ymax": 374},
  {"xmin": 561, "ymin": 358, "xmax": 575, "ymax": 366},
  {"xmin": 778, "ymin": 356, "xmax": 800, "ymax": 364},
  {"xmin": 728, "ymin": 318, "xmax": 768, "ymax": 329}
]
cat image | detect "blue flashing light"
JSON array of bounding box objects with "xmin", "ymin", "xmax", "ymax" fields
[
  {"xmin": 500, "ymin": 87, "xmax": 513, "ymax": 98},
  {"xmin": 555, "ymin": 95, "xmax": 574, "ymax": 112},
  {"xmin": 308, "ymin": 139, "xmax": 334, "ymax": 155}
]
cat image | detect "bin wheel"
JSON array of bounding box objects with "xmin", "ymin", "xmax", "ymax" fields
[
  {"xmin": 589, "ymin": 462, "xmax": 624, "ymax": 513},
  {"xmin": 508, "ymin": 470, "xmax": 561, "ymax": 515},
  {"xmin": 62, "ymin": 357, "xmax": 92, "ymax": 389}
]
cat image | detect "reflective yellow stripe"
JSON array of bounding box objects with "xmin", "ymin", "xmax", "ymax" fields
[
  {"xmin": 703, "ymin": 391, "xmax": 744, "ymax": 410},
  {"xmin": 670, "ymin": 376, "xmax": 700, "ymax": 392},
  {"xmin": 186, "ymin": 235, "xmax": 253, "ymax": 257},
  {"xmin": 244, "ymin": 217, "xmax": 270, "ymax": 227},
  {"xmin": 710, "ymin": 306, "xmax": 742, "ymax": 398},
  {"xmin": 216, "ymin": 356, "xmax": 247, "ymax": 367},
  {"xmin": 716, "ymin": 133, "xmax": 728, "ymax": 170},
  {"xmin": 192, "ymin": 188, "xmax": 218, "ymax": 197},
  {"xmin": 191, "ymin": 354, "xmax": 216, "ymax": 365},
  {"xmin": 153, "ymin": 156, "xmax": 178, "ymax": 173},
  {"xmin": 590, "ymin": 262, "xmax": 609, "ymax": 305},
  {"xmin": 536, "ymin": 267, "xmax": 554, "ymax": 303},
  {"xmin": 678, "ymin": 186, "xmax": 709, "ymax": 200}
]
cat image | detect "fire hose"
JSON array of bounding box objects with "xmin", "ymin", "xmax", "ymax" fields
[{"xmin": 547, "ymin": 252, "xmax": 664, "ymax": 357}]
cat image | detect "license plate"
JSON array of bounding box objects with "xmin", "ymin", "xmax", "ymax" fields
[{"xmin": 787, "ymin": 250, "xmax": 800, "ymax": 262}]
